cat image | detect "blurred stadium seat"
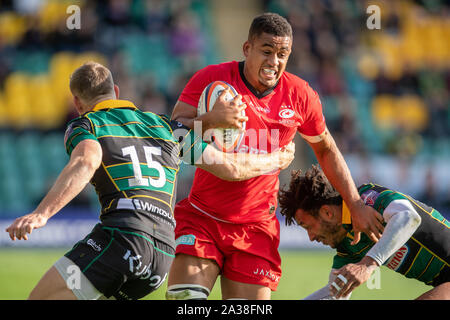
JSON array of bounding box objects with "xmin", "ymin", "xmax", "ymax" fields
[{"xmin": 266, "ymin": 0, "xmax": 449, "ymax": 213}]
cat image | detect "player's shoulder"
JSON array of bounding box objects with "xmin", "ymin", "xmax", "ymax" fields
[
  {"xmin": 281, "ymin": 71, "xmax": 312, "ymax": 90},
  {"xmin": 279, "ymin": 71, "xmax": 319, "ymax": 103},
  {"xmin": 143, "ymin": 111, "xmax": 190, "ymax": 134},
  {"xmin": 140, "ymin": 111, "xmax": 171, "ymax": 127},
  {"xmin": 358, "ymin": 183, "xmax": 407, "ymax": 207},
  {"xmin": 195, "ymin": 61, "xmax": 238, "ymax": 77},
  {"xmin": 202, "ymin": 60, "xmax": 237, "ymax": 71},
  {"xmin": 67, "ymin": 113, "xmax": 94, "ymax": 131}
]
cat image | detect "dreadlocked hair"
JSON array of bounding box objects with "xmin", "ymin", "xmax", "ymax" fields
[{"xmin": 278, "ymin": 164, "xmax": 342, "ymax": 226}]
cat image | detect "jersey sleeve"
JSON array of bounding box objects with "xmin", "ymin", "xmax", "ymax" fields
[
  {"xmin": 358, "ymin": 184, "xmax": 407, "ymax": 216},
  {"xmin": 178, "ymin": 64, "xmax": 220, "ymax": 108},
  {"xmin": 64, "ymin": 116, "xmax": 97, "ymax": 156},
  {"xmin": 169, "ymin": 119, "xmax": 208, "ymax": 165},
  {"xmin": 332, "ymin": 252, "xmax": 363, "ymax": 270},
  {"xmin": 331, "ymin": 236, "xmax": 374, "ymax": 269},
  {"xmin": 297, "ymin": 83, "xmax": 327, "ymax": 143}
]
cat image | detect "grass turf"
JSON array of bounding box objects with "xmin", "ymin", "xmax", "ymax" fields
[{"xmin": 0, "ymin": 248, "xmax": 429, "ymax": 300}]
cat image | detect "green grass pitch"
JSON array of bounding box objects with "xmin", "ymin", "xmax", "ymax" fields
[{"xmin": 0, "ymin": 248, "xmax": 429, "ymax": 300}]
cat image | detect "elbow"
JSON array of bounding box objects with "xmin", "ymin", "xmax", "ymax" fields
[
  {"xmin": 410, "ymin": 211, "xmax": 422, "ymax": 228},
  {"xmin": 398, "ymin": 209, "xmax": 421, "ymax": 231},
  {"xmin": 79, "ymin": 154, "xmax": 101, "ymax": 176}
]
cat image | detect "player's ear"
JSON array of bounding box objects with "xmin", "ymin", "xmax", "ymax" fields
[
  {"xmin": 319, "ymin": 205, "xmax": 334, "ymax": 220},
  {"xmin": 73, "ymin": 96, "xmax": 83, "ymax": 115},
  {"xmin": 243, "ymin": 40, "xmax": 251, "ymax": 57},
  {"xmin": 114, "ymin": 84, "xmax": 120, "ymax": 99}
]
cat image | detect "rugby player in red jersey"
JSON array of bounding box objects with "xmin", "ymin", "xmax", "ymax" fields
[{"xmin": 166, "ymin": 13, "xmax": 384, "ymax": 300}]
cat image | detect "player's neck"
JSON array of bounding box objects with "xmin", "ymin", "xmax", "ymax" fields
[
  {"xmin": 238, "ymin": 61, "xmax": 277, "ymax": 99},
  {"xmin": 89, "ymin": 95, "xmax": 117, "ymax": 109}
]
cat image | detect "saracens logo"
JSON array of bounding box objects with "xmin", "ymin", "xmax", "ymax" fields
[
  {"xmin": 278, "ymin": 105, "xmax": 295, "ymax": 119},
  {"xmin": 385, "ymin": 245, "xmax": 409, "ymax": 271}
]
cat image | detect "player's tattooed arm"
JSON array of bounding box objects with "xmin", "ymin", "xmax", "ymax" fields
[{"xmin": 195, "ymin": 142, "xmax": 295, "ymax": 181}]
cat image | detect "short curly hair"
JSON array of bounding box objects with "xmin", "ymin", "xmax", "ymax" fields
[{"xmin": 278, "ymin": 165, "xmax": 342, "ymax": 226}]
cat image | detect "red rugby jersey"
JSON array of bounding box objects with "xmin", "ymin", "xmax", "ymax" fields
[{"xmin": 179, "ymin": 61, "xmax": 326, "ymax": 223}]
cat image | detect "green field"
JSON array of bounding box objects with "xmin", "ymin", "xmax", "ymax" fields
[{"xmin": 0, "ymin": 248, "xmax": 429, "ymax": 300}]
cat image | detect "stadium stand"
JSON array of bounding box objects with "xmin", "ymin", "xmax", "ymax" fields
[
  {"xmin": 0, "ymin": 0, "xmax": 219, "ymax": 217},
  {"xmin": 0, "ymin": 0, "xmax": 448, "ymax": 218},
  {"xmin": 265, "ymin": 0, "xmax": 450, "ymax": 215}
]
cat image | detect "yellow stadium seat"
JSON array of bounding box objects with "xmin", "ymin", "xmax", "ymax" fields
[
  {"xmin": 396, "ymin": 95, "xmax": 429, "ymax": 132},
  {"xmin": 372, "ymin": 94, "xmax": 429, "ymax": 133},
  {"xmin": 49, "ymin": 52, "xmax": 76, "ymax": 107},
  {"xmin": 28, "ymin": 75, "xmax": 66, "ymax": 129},
  {"xmin": 4, "ymin": 73, "xmax": 33, "ymax": 128},
  {"xmin": 0, "ymin": 94, "xmax": 8, "ymax": 127},
  {"xmin": 357, "ymin": 53, "xmax": 380, "ymax": 80},
  {"xmin": 371, "ymin": 94, "xmax": 397, "ymax": 131},
  {"xmin": 0, "ymin": 12, "xmax": 26, "ymax": 46}
]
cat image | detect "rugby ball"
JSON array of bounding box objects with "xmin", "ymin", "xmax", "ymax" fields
[{"xmin": 197, "ymin": 81, "xmax": 246, "ymax": 152}]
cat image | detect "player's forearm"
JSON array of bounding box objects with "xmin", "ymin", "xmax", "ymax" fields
[
  {"xmin": 176, "ymin": 113, "xmax": 214, "ymax": 132},
  {"xmin": 230, "ymin": 152, "xmax": 280, "ymax": 180},
  {"xmin": 197, "ymin": 152, "xmax": 276, "ymax": 181},
  {"xmin": 197, "ymin": 142, "xmax": 293, "ymax": 181},
  {"xmin": 366, "ymin": 205, "xmax": 421, "ymax": 265},
  {"xmin": 228, "ymin": 143, "xmax": 295, "ymax": 180},
  {"xmin": 304, "ymin": 286, "xmax": 352, "ymax": 300},
  {"xmin": 311, "ymin": 135, "xmax": 360, "ymax": 207},
  {"xmin": 34, "ymin": 156, "xmax": 97, "ymax": 218},
  {"xmin": 197, "ymin": 149, "xmax": 285, "ymax": 181}
]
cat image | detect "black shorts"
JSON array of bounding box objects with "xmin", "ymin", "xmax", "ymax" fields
[{"xmin": 64, "ymin": 223, "xmax": 174, "ymax": 299}]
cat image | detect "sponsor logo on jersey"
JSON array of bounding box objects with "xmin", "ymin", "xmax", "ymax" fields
[
  {"xmin": 256, "ymin": 105, "xmax": 271, "ymax": 114},
  {"xmin": 361, "ymin": 190, "xmax": 379, "ymax": 206},
  {"xmin": 176, "ymin": 234, "xmax": 196, "ymax": 246},
  {"xmin": 133, "ymin": 199, "xmax": 175, "ymax": 222},
  {"xmin": 385, "ymin": 245, "xmax": 409, "ymax": 271},
  {"xmin": 64, "ymin": 123, "xmax": 75, "ymax": 145},
  {"xmin": 122, "ymin": 249, "xmax": 168, "ymax": 288},
  {"xmin": 87, "ymin": 238, "xmax": 102, "ymax": 252}
]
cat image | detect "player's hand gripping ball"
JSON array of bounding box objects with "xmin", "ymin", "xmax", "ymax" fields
[{"xmin": 197, "ymin": 81, "xmax": 246, "ymax": 152}]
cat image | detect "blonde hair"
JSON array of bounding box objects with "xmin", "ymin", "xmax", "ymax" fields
[{"xmin": 69, "ymin": 61, "xmax": 114, "ymax": 104}]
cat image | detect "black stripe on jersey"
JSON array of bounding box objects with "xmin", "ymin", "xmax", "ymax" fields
[
  {"xmin": 396, "ymin": 238, "xmax": 422, "ymax": 275},
  {"xmin": 408, "ymin": 199, "xmax": 450, "ymax": 265}
]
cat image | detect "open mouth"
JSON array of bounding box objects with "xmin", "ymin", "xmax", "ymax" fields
[{"xmin": 261, "ymin": 68, "xmax": 277, "ymax": 80}]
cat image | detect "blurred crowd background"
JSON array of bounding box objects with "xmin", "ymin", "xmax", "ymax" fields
[{"xmin": 0, "ymin": 0, "xmax": 448, "ymax": 219}]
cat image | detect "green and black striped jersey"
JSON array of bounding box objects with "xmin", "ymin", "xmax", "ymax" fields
[
  {"xmin": 332, "ymin": 183, "xmax": 450, "ymax": 286},
  {"xmin": 64, "ymin": 99, "xmax": 207, "ymax": 248}
]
